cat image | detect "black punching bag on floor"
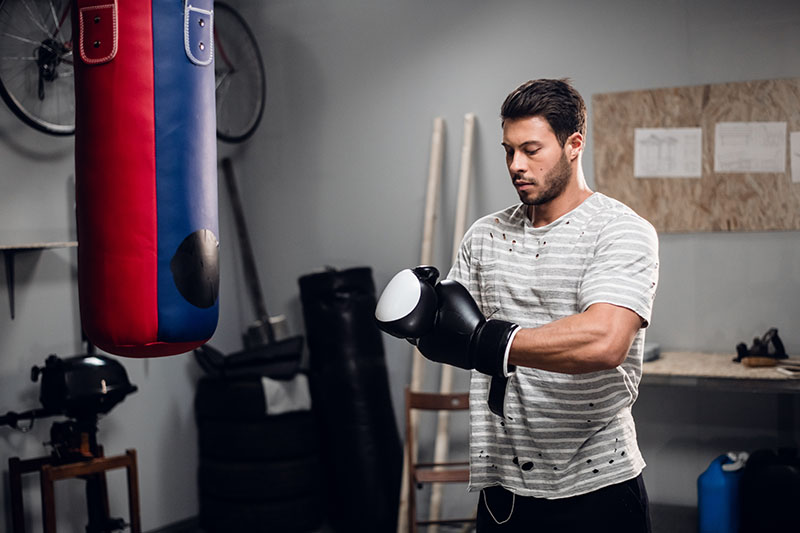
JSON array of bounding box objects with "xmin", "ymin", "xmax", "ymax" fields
[{"xmin": 298, "ymin": 267, "xmax": 401, "ymax": 532}]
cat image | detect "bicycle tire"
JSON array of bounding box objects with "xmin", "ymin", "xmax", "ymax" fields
[
  {"xmin": 0, "ymin": 0, "xmax": 75, "ymax": 135},
  {"xmin": 213, "ymin": 2, "xmax": 266, "ymax": 143}
]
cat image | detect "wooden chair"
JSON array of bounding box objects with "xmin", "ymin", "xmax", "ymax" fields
[{"xmin": 405, "ymin": 387, "xmax": 474, "ymax": 532}]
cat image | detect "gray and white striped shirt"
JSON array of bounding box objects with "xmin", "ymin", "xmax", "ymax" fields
[{"xmin": 448, "ymin": 192, "xmax": 659, "ymax": 499}]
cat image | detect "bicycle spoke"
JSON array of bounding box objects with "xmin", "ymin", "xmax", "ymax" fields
[
  {"xmin": 216, "ymin": 73, "xmax": 233, "ymax": 98},
  {"xmin": 21, "ymin": 0, "xmax": 52, "ymax": 38},
  {"xmin": 47, "ymin": 0, "xmax": 59, "ymax": 34},
  {"xmin": 2, "ymin": 65, "xmax": 30, "ymax": 84},
  {"xmin": 53, "ymin": 1, "xmax": 71, "ymax": 38},
  {"xmin": 2, "ymin": 31, "xmax": 53, "ymax": 49},
  {"xmin": 215, "ymin": 70, "xmax": 231, "ymax": 91},
  {"xmin": 0, "ymin": 2, "xmax": 15, "ymax": 21}
]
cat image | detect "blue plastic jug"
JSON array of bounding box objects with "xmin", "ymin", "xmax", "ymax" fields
[{"xmin": 698, "ymin": 452, "xmax": 748, "ymax": 533}]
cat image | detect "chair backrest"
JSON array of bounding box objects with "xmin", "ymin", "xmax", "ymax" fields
[
  {"xmin": 404, "ymin": 387, "xmax": 472, "ymax": 533},
  {"xmin": 407, "ymin": 389, "xmax": 470, "ymax": 411},
  {"xmin": 405, "ymin": 389, "xmax": 470, "ymax": 462}
]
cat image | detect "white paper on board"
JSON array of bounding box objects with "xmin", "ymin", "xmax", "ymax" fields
[
  {"xmin": 634, "ymin": 127, "xmax": 702, "ymax": 178},
  {"xmin": 714, "ymin": 121, "xmax": 786, "ymax": 173},
  {"xmin": 791, "ymin": 131, "xmax": 800, "ymax": 183}
]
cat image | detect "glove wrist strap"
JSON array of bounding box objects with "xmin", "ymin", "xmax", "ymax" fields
[
  {"xmin": 502, "ymin": 325, "xmax": 521, "ymax": 377},
  {"xmin": 473, "ymin": 319, "xmax": 519, "ymax": 377}
]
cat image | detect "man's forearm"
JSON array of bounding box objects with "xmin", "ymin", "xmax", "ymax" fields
[{"xmin": 507, "ymin": 303, "xmax": 641, "ymax": 374}]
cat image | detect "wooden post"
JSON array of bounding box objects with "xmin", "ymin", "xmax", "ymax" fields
[
  {"xmin": 125, "ymin": 449, "xmax": 142, "ymax": 533},
  {"xmin": 397, "ymin": 116, "xmax": 445, "ymax": 533},
  {"xmin": 40, "ymin": 465, "xmax": 56, "ymax": 533},
  {"xmin": 428, "ymin": 113, "xmax": 476, "ymax": 531}
]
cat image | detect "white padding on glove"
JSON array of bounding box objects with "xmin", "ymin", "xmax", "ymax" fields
[{"xmin": 375, "ymin": 269, "xmax": 421, "ymax": 322}]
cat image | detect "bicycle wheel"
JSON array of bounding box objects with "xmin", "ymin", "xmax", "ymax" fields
[
  {"xmin": 0, "ymin": 0, "xmax": 75, "ymax": 135},
  {"xmin": 213, "ymin": 2, "xmax": 266, "ymax": 143}
]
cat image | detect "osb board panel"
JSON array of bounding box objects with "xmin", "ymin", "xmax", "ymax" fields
[{"xmin": 592, "ymin": 79, "xmax": 800, "ymax": 232}]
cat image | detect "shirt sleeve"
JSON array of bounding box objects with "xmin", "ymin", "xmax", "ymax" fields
[{"xmin": 578, "ymin": 214, "xmax": 659, "ymax": 327}]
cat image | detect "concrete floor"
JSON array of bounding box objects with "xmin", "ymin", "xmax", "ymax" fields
[{"xmin": 150, "ymin": 503, "xmax": 697, "ymax": 533}]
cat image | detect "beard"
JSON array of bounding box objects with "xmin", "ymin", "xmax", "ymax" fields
[{"xmin": 515, "ymin": 151, "xmax": 571, "ymax": 206}]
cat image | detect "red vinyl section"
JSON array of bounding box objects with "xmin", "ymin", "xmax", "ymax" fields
[{"xmin": 74, "ymin": 0, "xmax": 159, "ymax": 352}]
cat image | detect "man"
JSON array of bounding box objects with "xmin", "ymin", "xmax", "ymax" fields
[{"xmin": 376, "ymin": 79, "xmax": 658, "ymax": 532}]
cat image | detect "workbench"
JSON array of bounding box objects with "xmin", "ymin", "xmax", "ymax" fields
[
  {"xmin": 642, "ymin": 351, "xmax": 800, "ymax": 393},
  {"xmin": 642, "ymin": 351, "xmax": 800, "ymax": 447}
]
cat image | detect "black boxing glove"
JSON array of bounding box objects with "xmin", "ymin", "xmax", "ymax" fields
[
  {"xmin": 375, "ymin": 265, "xmax": 520, "ymax": 378},
  {"xmin": 374, "ymin": 265, "xmax": 440, "ymax": 341}
]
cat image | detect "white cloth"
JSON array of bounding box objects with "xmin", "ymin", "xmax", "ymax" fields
[{"xmin": 261, "ymin": 374, "xmax": 312, "ymax": 415}]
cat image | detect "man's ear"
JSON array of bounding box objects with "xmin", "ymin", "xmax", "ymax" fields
[{"xmin": 565, "ymin": 132, "xmax": 584, "ymax": 161}]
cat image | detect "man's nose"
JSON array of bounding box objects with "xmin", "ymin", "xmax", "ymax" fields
[{"xmin": 509, "ymin": 152, "xmax": 527, "ymax": 174}]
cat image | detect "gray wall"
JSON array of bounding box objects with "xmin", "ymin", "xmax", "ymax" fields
[{"xmin": 1, "ymin": 0, "xmax": 799, "ymax": 529}]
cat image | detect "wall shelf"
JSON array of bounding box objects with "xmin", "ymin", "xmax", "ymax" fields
[{"xmin": 1, "ymin": 242, "xmax": 77, "ymax": 319}]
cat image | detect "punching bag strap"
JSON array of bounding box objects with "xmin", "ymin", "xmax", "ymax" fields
[
  {"xmin": 77, "ymin": 0, "xmax": 118, "ymax": 65},
  {"xmin": 184, "ymin": 0, "xmax": 214, "ymax": 66}
]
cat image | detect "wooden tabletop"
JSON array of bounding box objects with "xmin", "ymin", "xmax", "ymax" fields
[{"xmin": 642, "ymin": 352, "xmax": 800, "ymax": 393}]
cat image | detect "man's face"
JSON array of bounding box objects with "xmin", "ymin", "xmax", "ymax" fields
[{"xmin": 502, "ymin": 116, "xmax": 572, "ymax": 206}]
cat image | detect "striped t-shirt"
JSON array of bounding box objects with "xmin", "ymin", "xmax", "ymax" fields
[{"xmin": 447, "ymin": 192, "xmax": 659, "ymax": 499}]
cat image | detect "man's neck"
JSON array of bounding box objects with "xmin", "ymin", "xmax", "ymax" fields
[{"xmin": 527, "ymin": 173, "xmax": 593, "ymax": 228}]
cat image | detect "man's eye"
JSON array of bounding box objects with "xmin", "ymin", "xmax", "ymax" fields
[{"xmin": 525, "ymin": 149, "xmax": 539, "ymax": 156}]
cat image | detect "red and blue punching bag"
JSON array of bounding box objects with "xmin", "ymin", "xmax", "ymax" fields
[{"xmin": 73, "ymin": 0, "xmax": 219, "ymax": 357}]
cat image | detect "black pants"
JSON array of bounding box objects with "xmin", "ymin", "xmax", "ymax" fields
[{"xmin": 476, "ymin": 474, "xmax": 651, "ymax": 532}]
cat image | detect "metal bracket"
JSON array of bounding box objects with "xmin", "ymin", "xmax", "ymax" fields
[{"xmin": 1, "ymin": 242, "xmax": 77, "ymax": 319}]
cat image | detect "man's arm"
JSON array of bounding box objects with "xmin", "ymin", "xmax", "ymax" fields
[{"xmin": 508, "ymin": 303, "xmax": 643, "ymax": 374}]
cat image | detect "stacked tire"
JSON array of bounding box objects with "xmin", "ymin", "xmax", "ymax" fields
[{"xmin": 195, "ymin": 373, "xmax": 324, "ymax": 532}]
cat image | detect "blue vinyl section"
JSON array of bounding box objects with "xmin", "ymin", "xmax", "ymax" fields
[{"xmin": 152, "ymin": 0, "xmax": 219, "ymax": 342}]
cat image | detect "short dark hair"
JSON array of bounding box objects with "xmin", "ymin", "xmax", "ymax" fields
[{"xmin": 500, "ymin": 78, "xmax": 586, "ymax": 147}]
